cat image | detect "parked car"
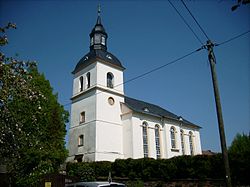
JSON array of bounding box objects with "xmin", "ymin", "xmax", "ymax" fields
[{"xmin": 65, "ymin": 181, "xmax": 126, "ymax": 187}]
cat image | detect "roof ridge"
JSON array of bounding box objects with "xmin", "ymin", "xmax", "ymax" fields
[
  {"xmin": 125, "ymin": 96, "xmax": 178, "ymax": 116},
  {"xmin": 124, "ymin": 96, "xmax": 201, "ymax": 128}
]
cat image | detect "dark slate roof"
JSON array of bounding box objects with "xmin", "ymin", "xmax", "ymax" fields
[
  {"xmin": 90, "ymin": 8, "xmax": 107, "ymax": 37},
  {"xmin": 90, "ymin": 20, "xmax": 107, "ymax": 37},
  {"xmin": 72, "ymin": 49, "xmax": 125, "ymax": 74},
  {"xmin": 124, "ymin": 96, "xmax": 201, "ymax": 128}
]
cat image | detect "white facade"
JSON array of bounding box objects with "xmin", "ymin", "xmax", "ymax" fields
[
  {"xmin": 67, "ymin": 10, "xmax": 202, "ymax": 162},
  {"xmin": 67, "ymin": 57, "xmax": 202, "ymax": 162},
  {"xmin": 121, "ymin": 105, "xmax": 202, "ymax": 160},
  {"xmin": 68, "ymin": 60, "xmax": 125, "ymax": 162}
]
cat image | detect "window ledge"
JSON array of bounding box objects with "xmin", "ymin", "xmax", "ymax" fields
[{"xmin": 171, "ymin": 148, "xmax": 179, "ymax": 152}]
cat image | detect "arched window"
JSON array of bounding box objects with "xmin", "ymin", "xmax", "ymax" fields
[
  {"xmin": 107, "ymin": 72, "xmax": 114, "ymax": 88},
  {"xmin": 142, "ymin": 122, "xmax": 148, "ymax": 158},
  {"xmin": 78, "ymin": 135, "xmax": 84, "ymax": 147},
  {"xmin": 189, "ymin": 131, "xmax": 194, "ymax": 155},
  {"xmin": 80, "ymin": 111, "xmax": 85, "ymax": 123},
  {"xmin": 86, "ymin": 72, "xmax": 90, "ymax": 89},
  {"xmin": 79, "ymin": 76, "xmax": 83, "ymax": 92},
  {"xmin": 180, "ymin": 129, "xmax": 185, "ymax": 155},
  {"xmin": 170, "ymin": 127, "xmax": 176, "ymax": 149},
  {"xmin": 155, "ymin": 125, "xmax": 161, "ymax": 159}
]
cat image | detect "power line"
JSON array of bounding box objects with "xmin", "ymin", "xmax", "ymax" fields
[
  {"xmin": 181, "ymin": 0, "xmax": 210, "ymax": 40},
  {"xmin": 167, "ymin": 0, "xmax": 203, "ymax": 45},
  {"xmin": 62, "ymin": 47, "xmax": 204, "ymax": 107},
  {"xmin": 62, "ymin": 29, "xmax": 250, "ymax": 107},
  {"xmin": 216, "ymin": 30, "xmax": 250, "ymax": 46},
  {"xmin": 119, "ymin": 47, "xmax": 203, "ymax": 87}
]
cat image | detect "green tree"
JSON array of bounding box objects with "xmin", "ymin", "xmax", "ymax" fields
[
  {"xmin": 228, "ymin": 133, "xmax": 250, "ymax": 155},
  {"xmin": 228, "ymin": 133, "xmax": 250, "ymax": 185},
  {"xmin": 0, "ymin": 23, "xmax": 69, "ymax": 186}
]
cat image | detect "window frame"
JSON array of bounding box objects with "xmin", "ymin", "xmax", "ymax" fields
[
  {"xmin": 90, "ymin": 37, "xmax": 94, "ymax": 46},
  {"xmin": 180, "ymin": 129, "xmax": 185, "ymax": 155},
  {"xmin": 170, "ymin": 126, "xmax": 177, "ymax": 149},
  {"xmin": 107, "ymin": 72, "xmax": 114, "ymax": 88},
  {"xmin": 79, "ymin": 76, "xmax": 84, "ymax": 92},
  {"xmin": 86, "ymin": 72, "xmax": 90, "ymax": 89},
  {"xmin": 78, "ymin": 134, "xmax": 84, "ymax": 147},
  {"xmin": 155, "ymin": 125, "xmax": 161, "ymax": 159},
  {"xmin": 189, "ymin": 131, "xmax": 194, "ymax": 155},
  {"xmin": 80, "ymin": 111, "xmax": 85, "ymax": 124},
  {"xmin": 101, "ymin": 36, "xmax": 106, "ymax": 45},
  {"xmin": 142, "ymin": 122, "xmax": 149, "ymax": 158},
  {"xmin": 94, "ymin": 34, "xmax": 101, "ymax": 44}
]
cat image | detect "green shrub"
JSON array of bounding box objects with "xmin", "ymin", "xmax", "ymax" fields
[
  {"xmin": 66, "ymin": 152, "xmax": 249, "ymax": 185},
  {"xmin": 228, "ymin": 133, "xmax": 250, "ymax": 185},
  {"xmin": 91, "ymin": 161, "xmax": 112, "ymax": 178},
  {"xmin": 66, "ymin": 162, "xmax": 96, "ymax": 181},
  {"xmin": 126, "ymin": 180, "xmax": 144, "ymax": 187}
]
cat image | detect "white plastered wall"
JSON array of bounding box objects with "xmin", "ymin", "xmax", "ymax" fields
[
  {"xmin": 121, "ymin": 111, "xmax": 202, "ymax": 160},
  {"xmin": 72, "ymin": 63, "xmax": 97, "ymax": 97},
  {"xmin": 96, "ymin": 62, "xmax": 124, "ymax": 94}
]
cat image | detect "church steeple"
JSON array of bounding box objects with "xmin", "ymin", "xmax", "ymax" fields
[
  {"xmin": 72, "ymin": 5, "xmax": 124, "ymax": 74},
  {"xmin": 96, "ymin": 4, "xmax": 102, "ymax": 25},
  {"xmin": 89, "ymin": 5, "xmax": 108, "ymax": 51}
]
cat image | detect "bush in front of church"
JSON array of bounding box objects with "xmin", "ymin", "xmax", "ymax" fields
[
  {"xmin": 67, "ymin": 162, "xmax": 96, "ymax": 181},
  {"xmin": 66, "ymin": 155, "xmax": 222, "ymax": 181},
  {"xmin": 66, "ymin": 152, "xmax": 249, "ymax": 185}
]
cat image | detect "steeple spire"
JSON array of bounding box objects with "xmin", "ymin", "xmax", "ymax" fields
[
  {"xmin": 96, "ymin": 4, "xmax": 102, "ymax": 25},
  {"xmin": 89, "ymin": 4, "xmax": 108, "ymax": 51},
  {"xmin": 98, "ymin": 4, "xmax": 101, "ymax": 16}
]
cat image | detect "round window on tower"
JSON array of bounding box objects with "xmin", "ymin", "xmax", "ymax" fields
[{"xmin": 108, "ymin": 97, "xmax": 115, "ymax": 105}]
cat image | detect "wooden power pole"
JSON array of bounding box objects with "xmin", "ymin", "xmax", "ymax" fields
[{"xmin": 206, "ymin": 40, "xmax": 232, "ymax": 187}]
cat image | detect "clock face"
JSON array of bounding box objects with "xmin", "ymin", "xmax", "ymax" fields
[{"xmin": 108, "ymin": 97, "xmax": 115, "ymax": 105}]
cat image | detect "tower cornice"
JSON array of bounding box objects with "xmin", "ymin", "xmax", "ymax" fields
[{"xmin": 71, "ymin": 84, "xmax": 124, "ymax": 101}]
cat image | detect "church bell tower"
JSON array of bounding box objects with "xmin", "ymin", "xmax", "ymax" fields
[{"xmin": 68, "ymin": 6, "xmax": 125, "ymax": 162}]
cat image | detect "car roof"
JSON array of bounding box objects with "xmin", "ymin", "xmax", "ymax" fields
[{"xmin": 66, "ymin": 181, "xmax": 125, "ymax": 187}]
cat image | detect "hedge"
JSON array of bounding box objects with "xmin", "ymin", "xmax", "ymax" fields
[{"xmin": 66, "ymin": 154, "xmax": 249, "ymax": 185}]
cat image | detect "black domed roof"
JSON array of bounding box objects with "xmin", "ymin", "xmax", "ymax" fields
[
  {"xmin": 73, "ymin": 6, "xmax": 125, "ymax": 74},
  {"xmin": 72, "ymin": 49, "xmax": 125, "ymax": 74}
]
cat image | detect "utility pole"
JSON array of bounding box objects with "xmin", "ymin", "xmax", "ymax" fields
[{"xmin": 206, "ymin": 40, "xmax": 232, "ymax": 187}]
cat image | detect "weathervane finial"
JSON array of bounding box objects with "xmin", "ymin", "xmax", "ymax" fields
[{"xmin": 98, "ymin": 4, "xmax": 101, "ymax": 16}]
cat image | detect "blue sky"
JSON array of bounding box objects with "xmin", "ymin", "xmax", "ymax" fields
[{"xmin": 1, "ymin": 0, "xmax": 249, "ymax": 152}]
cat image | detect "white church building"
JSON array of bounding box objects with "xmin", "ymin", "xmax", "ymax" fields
[{"xmin": 67, "ymin": 8, "xmax": 202, "ymax": 162}]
